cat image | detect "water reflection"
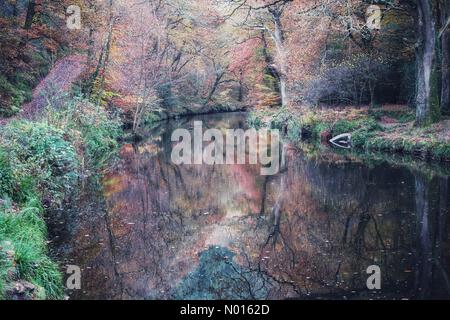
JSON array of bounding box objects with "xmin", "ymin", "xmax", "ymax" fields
[{"xmin": 50, "ymin": 112, "xmax": 450, "ymax": 300}]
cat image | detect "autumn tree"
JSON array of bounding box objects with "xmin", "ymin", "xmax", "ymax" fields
[
  {"xmin": 438, "ymin": 0, "xmax": 450, "ymax": 115},
  {"xmin": 0, "ymin": 0, "xmax": 90, "ymax": 116},
  {"xmin": 224, "ymin": 0, "xmax": 296, "ymax": 108},
  {"xmin": 414, "ymin": 0, "xmax": 441, "ymax": 126}
]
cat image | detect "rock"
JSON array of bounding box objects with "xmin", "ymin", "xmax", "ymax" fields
[
  {"xmin": 13, "ymin": 282, "xmax": 26, "ymax": 295},
  {"xmin": 5, "ymin": 249, "xmax": 15, "ymax": 260},
  {"xmin": 0, "ymin": 240, "xmax": 12, "ymax": 248},
  {"xmin": 42, "ymin": 197, "xmax": 51, "ymax": 208},
  {"xmin": 0, "ymin": 241, "xmax": 15, "ymax": 260},
  {"xmin": 9, "ymin": 281, "xmax": 36, "ymax": 300}
]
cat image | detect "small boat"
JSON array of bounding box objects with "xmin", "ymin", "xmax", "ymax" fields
[{"xmin": 330, "ymin": 133, "xmax": 352, "ymax": 149}]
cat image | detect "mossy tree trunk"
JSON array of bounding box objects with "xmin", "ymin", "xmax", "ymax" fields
[
  {"xmin": 24, "ymin": 0, "xmax": 36, "ymax": 30},
  {"xmin": 87, "ymin": 0, "xmax": 114, "ymax": 99},
  {"xmin": 438, "ymin": 0, "xmax": 450, "ymax": 114},
  {"xmin": 415, "ymin": 0, "xmax": 441, "ymax": 126},
  {"xmin": 268, "ymin": 6, "xmax": 289, "ymax": 108}
]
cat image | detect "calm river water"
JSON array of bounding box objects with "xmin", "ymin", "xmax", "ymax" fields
[{"xmin": 49, "ymin": 112, "xmax": 450, "ymax": 300}]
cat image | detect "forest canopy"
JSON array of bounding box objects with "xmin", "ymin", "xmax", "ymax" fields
[{"xmin": 0, "ymin": 0, "xmax": 448, "ymax": 126}]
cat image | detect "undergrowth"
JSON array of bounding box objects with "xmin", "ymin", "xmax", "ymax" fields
[{"xmin": 0, "ymin": 97, "xmax": 122, "ymax": 299}]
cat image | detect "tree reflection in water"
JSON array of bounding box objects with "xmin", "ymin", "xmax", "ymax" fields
[{"xmin": 49, "ymin": 113, "xmax": 450, "ymax": 300}]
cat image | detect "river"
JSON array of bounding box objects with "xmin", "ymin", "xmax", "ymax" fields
[{"xmin": 48, "ymin": 112, "xmax": 450, "ymax": 300}]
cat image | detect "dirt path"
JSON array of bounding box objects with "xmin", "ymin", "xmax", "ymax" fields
[{"xmin": 0, "ymin": 55, "xmax": 87, "ymax": 126}]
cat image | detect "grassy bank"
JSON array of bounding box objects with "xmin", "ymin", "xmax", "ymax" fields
[
  {"xmin": 0, "ymin": 98, "xmax": 121, "ymax": 299},
  {"xmin": 249, "ymin": 105, "xmax": 450, "ymax": 162}
]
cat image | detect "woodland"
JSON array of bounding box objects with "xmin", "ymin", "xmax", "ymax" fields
[{"xmin": 0, "ymin": 0, "xmax": 450, "ymax": 300}]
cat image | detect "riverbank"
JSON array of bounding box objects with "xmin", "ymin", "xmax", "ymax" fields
[
  {"xmin": 0, "ymin": 98, "xmax": 121, "ymax": 299},
  {"xmin": 249, "ymin": 105, "xmax": 450, "ymax": 162}
]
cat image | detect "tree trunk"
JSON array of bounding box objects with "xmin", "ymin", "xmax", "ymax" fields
[
  {"xmin": 238, "ymin": 71, "xmax": 244, "ymax": 102},
  {"xmin": 86, "ymin": 2, "xmax": 96, "ymax": 68},
  {"xmin": 96, "ymin": 19, "xmax": 114, "ymax": 104},
  {"xmin": 439, "ymin": 0, "xmax": 450, "ymax": 114},
  {"xmin": 369, "ymin": 81, "xmax": 377, "ymax": 108},
  {"xmin": 205, "ymin": 69, "xmax": 224, "ymax": 104},
  {"xmin": 415, "ymin": 0, "xmax": 440, "ymax": 126},
  {"xmin": 24, "ymin": 0, "xmax": 36, "ymax": 30},
  {"xmin": 88, "ymin": 0, "xmax": 114, "ymax": 99},
  {"xmin": 270, "ymin": 8, "xmax": 289, "ymax": 108},
  {"xmin": 414, "ymin": 172, "xmax": 433, "ymax": 298},
  {"xmin": 437, "ymin": 177, "xmax": 450, "ymax": 294},
  {"xmin": 261, "ymin": 31, "xmax": 280, "ymax": 94}
]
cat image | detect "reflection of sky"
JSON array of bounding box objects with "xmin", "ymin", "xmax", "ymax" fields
[{"xmin": 205, "ymin": 209, "xmax": 242, "ymax": 248}]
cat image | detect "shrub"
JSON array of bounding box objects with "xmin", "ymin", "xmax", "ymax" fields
[
  {"xmin": 368, "ymin": 108, "xmax": 415, "ymax": 123},
  {"xmin": 247, "ymin": 112, "xmax": 263, "ymax": 129},
  {"xmin": 1, "ymin": 121, "xmax": 79, "ymax": 205},
  {"xmin": 299, "ymin": 111, "xmax": 320, "ymax": 131},
  {"xmin": 338, "ymin": 118, "xmax": 382, "ymax": 148},
  {"xmin": 312, "ymin": 122, "xmax": 330, "ymax": 139},
  {"xmin": 46, "ymin": 98, "xmax": 122, "ymax": 168},
  {"xmin": 270, "ymin": 108, "xmax": 291, "ymax": 130},
  {"xmin": 76, "ymin": 104, "xmax": 121, "ymax": 168},
  {"xmin": 287, "ymin": 118, "xmax": 303, "ymax": 141}
]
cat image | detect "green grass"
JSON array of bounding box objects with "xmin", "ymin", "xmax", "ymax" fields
[
  {"xmin": 0, "ymin": 97, "xmax": 122, "ymax": 299},
  {"xmin": 0, "ymin": 198, "xmax": 63, "ymax": 299},
  {"xmin": 0, "ymin": 139, "xmax": 65, "ymax": 299}
]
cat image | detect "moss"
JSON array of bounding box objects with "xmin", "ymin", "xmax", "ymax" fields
[
  {"xmin": 414, "ymin": 64, "xmax": 441, "ymax": 127},
  {"xmin": 430, "ymin": 65, "xmax": 441, "ymax": 123},
  {"xmin": 332, "ymin": 119, "xmax": 361, "ymax": 136}
]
